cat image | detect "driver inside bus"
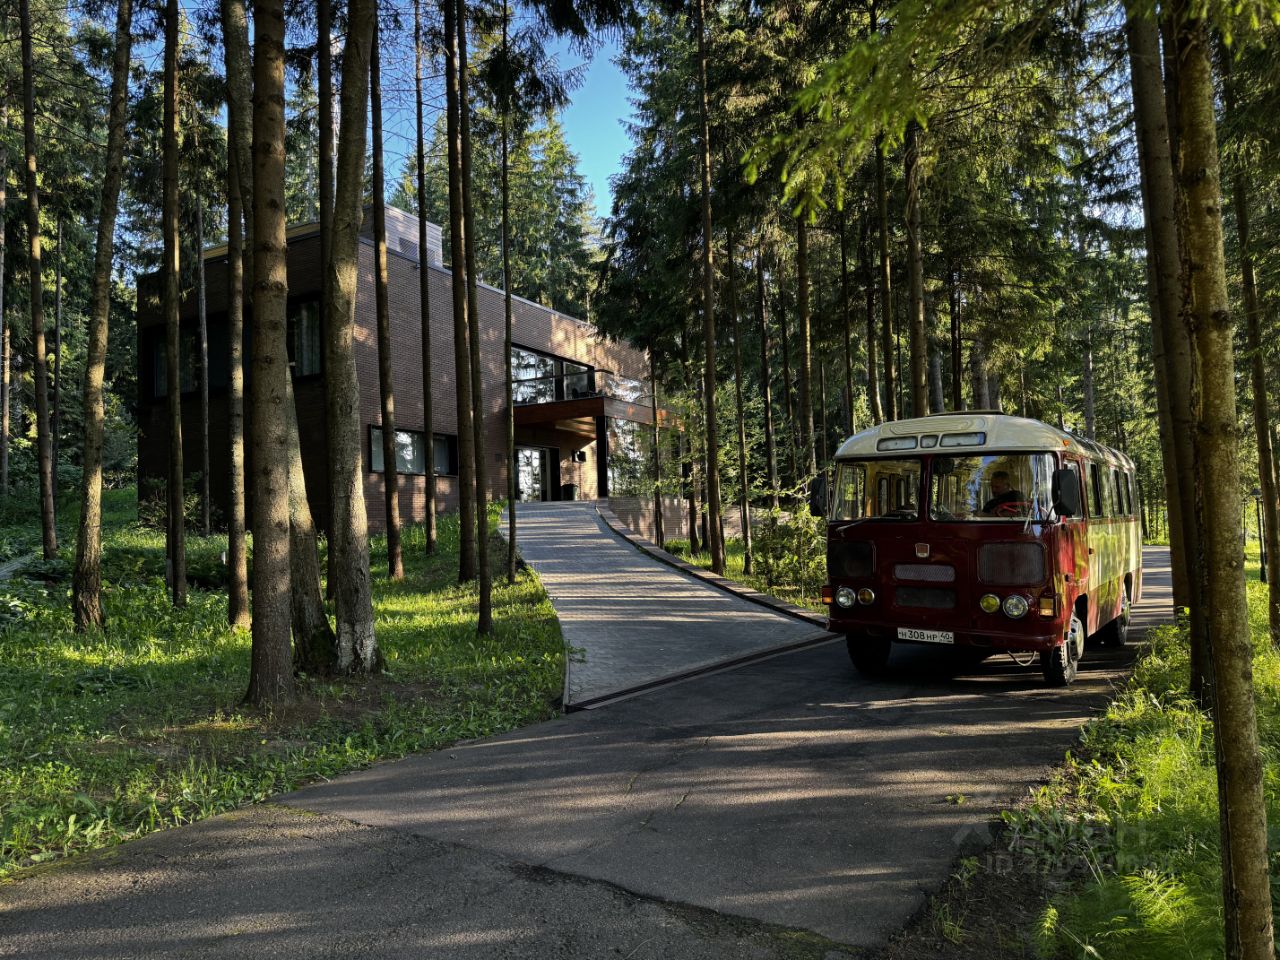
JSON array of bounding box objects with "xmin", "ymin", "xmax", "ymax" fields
[{"xmin": 982, "ymin": 470, "xmax": 1025, "ymax": 515}]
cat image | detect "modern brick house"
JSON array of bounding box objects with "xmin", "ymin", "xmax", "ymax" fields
[{"xmin": 136, "ymin": 206, "xmax": 655, "ymax": 531}]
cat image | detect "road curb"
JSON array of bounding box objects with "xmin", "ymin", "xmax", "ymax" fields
[{"xmin": 593, "ymin": 504, "xmax": 828, "ymax": 630}]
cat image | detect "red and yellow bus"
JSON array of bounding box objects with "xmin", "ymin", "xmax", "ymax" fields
[{"xmin": 822, "ymin": 413, "xmax": 1142, "ymax": 686}]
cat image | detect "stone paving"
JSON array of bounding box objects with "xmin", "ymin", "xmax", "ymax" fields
[{"xmin": 506, "ymin": 501, "xmax": 828, "ymax": 706}]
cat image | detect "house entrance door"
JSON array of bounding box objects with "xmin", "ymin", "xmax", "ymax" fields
[{"xmin": 516, "ymin": 447, "xmax": 550, "ymax": 502}]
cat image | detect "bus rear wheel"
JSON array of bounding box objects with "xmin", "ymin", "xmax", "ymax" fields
[
  {"xmin": 1041, "ymin": 613, "xmax": 1084, "ymax": 686},
  {"xmin": 847, "ymin": 634, "xmax": 892, "ymax": 677},
  {"xmin": 1101, "ymin": 585, "xmax": 1131, "ymax": 648}
]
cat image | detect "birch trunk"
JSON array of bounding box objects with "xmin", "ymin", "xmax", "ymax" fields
[
  {"xmin": 795, "ymin": 217, "xmax": 816, "ymax": 476},
  {"xmin": 875, "ymin": 137, "xmax": 896, "ymax": 421},
  {"xmin": 860, "ymin": 215, "xmax": 883, "ymax": 423},
  {"xmin": 726, "ymin": 227, "xmax": 752, "ymax": 574},
  {"xmin": 904, "ymin": 121, "xmax": 928, "ymax": 418},
  {"xmin": 756, "ymin": 244, "xmax": 778, "ymax": 508}
]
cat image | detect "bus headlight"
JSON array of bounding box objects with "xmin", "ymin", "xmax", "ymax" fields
[
  {"xmin": 1003, "ymin": 595, "xmax": 1030, "ymax": 619},
  {"xmin": 857, "ymin": 587, "xmax": 876, "ymax": 605},
  {"xmin": 836, "ymin": 586, "xmax": 856, "ymax": 608},
  {"xmin": 979, "ymin": 593, "xmax": 1000, "ymax": 614}
]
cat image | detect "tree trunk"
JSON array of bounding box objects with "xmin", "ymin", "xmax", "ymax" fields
[
  {"xmin": 500, "ymin": 1, "xmax": 516, "ymax": 582},
  {"xmin": 19, "ymin": 0, "xmax": 57, "ymax": 559},
  {"xmin": 1175, "ymin": 12, "xmax": 1275, "ymax": 958},
  {"xmin": 319, "ymin": 0, "xmax": 336, "ymax": 592},
  {"xmin": 693, "ymin": 0, "xmax": 724, "ymax": 574},
  {"xmin": 287, "ymin": 378, "xmax": 338, "ymax": 675},
  {"xmin": 0, "ymin": 103, "xmax": 7, "ymax": 499},
  {"xmin": 756, "ymin": 243, "xmax": 778, "ymax": 508},
  {"xmin": 456, "ymin": 0, "xmax": 493, "ymax": 631},
  {"xmin": 649, "ymin": 348, "xmax": 664, "ymax": 547},
  {"xmin": 875, "ymin": 136, "xmax": 896, "ymax": 421},
  {"xmin": 413, "ymin": 0, "xmax": 437, "ymax": 557},
  {"xmin": 948, "ymin": 266, "xmax": 963, "ymax": 410},
  {"xmin": 904, "ymin": 122, "xmax": 928, "ymax": 418},
  {"xmin": 52, "ymin": 217, "xmax": 61, "ymax": 499},
  {"xmin": 726, "ymin": 227, "xmax": 752, "ymax": 574},
  {"xmin": 443, "ymin": 0, "xmax": 478, "ymax": 585},
  {"xmin": 325, "ymin": 0, "xmax": 379, "ymax": 673},
  {"xmin": 969, "ymin": 336, "xmax": 989, "ymax": 409},
  {"xmin": 838, "ymin": 209, "xmax": 854, "ymax": 433},
  {"xmin": 794, "ymin": 217, "xmax": 816, "ymax": 476},
  {"xmin": 162, "ymin": 0, "xmax": 185, "ymax": 603},
  {"xmin": 929, "ymin": 348, "xmax": 944, "ymax": 414},
  {"xmin": 1222, "ymin": 54, "xmax": 1280, "ymax": 643},
  {"xmin": 860, "ymin": 215, "xmax": 883, "ymax": 423},
  {"xmin": 246, "ymin": 0, "xmax": 295, "ymax": 706},
  {"xmin": 370, "ymin": 23, "xmax": 404, "ymax": 581},
  {"xmin": 71, "ymin": 0, "xmax": 132, "ymax": 632},
  {"xmin": 1082, "ymin": 324, "xmax": 1096, "ymax": 438},
  {"xmin": 1125, "ymin": 3, "xmax": 1201, "ymax": 647},
  {"xmin": 221, "ymin": 0, "xmax": 252, "ymax": 629},
  {"xmin": 195, "ymin": 197, "xmax": 211, "ymax": 536},
  {"xmin": 778, "ymin": 276, "xmax": 796, "ymax": 481}
]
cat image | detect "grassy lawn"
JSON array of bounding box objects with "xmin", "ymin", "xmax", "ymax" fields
[
  {"xmin": 0, "ymin": 489, "xmax": 563, "ymax": 880},
  {"xmin": 665, "ymin": 535, "xmax": 826, "ymax": 612},
  {"xmin": 1009, "ymin": 549, "xmax": 1279, "ymax": 957}
]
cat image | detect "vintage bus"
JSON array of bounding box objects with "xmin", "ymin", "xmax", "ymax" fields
[{"xmin": 821, "ymin": 412, "xmax": 1142, "ymax": 686}]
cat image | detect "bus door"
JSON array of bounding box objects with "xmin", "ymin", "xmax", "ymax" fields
[{"xmin": 1056, "ymin": 458, "xmax": 1089, "ymax": 620}]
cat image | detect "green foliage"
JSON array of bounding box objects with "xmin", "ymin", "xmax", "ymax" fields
[
  {"xmin": 1005, "ymin": 567, "xmax": 1280, "ymax": 958},
  {"xmin": 0, "ymin": 489, "xmax": 563, "ymax": 880}
]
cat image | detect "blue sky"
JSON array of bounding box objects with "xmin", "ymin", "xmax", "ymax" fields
[{"xmin": 550, "ymin": 35, "xmax": 633, "ymax": 220}]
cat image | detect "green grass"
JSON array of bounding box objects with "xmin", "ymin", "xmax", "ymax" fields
[
  {"xmin": 1008, "ymin": 550, "xmax": 1280, "ymax": 959},
  {"xmin": 666, "ymin": 535, "xmax": 826, "ymax": 612},
  {"xmin": 0, "ymin": 488, "xmax": 563, "ymax": 880}
]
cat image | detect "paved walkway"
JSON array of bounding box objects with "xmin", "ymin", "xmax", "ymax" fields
[
  {"xmin": 507, "ymin": 501, "xmax": 826, "ymax": 705},
  {"xmin": 0, "ymin": 550, "xmax": 1173, "ymax": 958}
]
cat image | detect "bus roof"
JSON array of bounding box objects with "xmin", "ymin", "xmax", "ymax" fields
[{"xmin": 833, "ymin": 412, "xmax": 1135, "ymax": 468}]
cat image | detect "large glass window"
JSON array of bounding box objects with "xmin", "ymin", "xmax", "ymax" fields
[
  {"xmin": 832, "ymin": 459, "xmax": 922, "ymax": 520},
  {"xmin": 371, "ymin": 428, "xmax": 457, "ymax": 476},
  {"xmin": 607, "ymin": 419, "xmax": 649, "ymax": 496},
  {"xmin": 288, "ymin": 300, "xmax": 322, "ymax": 376},
  {"xmin": 929, "ymin": 453, "xmax": 1055, "ymax": 521},
  {"xmin": 563, "ymin": 361, "xmax": 592, "ymax": 399},
  {"xmin": 512, "ymin": 347, "xmax": 556, "ymax": 404}
]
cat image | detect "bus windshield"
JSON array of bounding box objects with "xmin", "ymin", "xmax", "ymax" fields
[
  {"xmin": 929, "ymin": 453, "xmax": 1055, "ymax": 522},
  {"xmin": 832, "ymin": 459, "xmax": 922, "ymax": 520}
]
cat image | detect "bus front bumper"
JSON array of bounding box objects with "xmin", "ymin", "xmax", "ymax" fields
[{"xmin": 826, "ymin": 618, "xmax": 1064, "ymax": 652}]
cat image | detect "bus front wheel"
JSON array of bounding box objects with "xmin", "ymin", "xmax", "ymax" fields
[
  {"xmin": 847, "ymin": 634, "xmax": 892, "ymax": 677},
  {"xmin": 1041, "ymin": 613, "xmax": 1084, "ymax": 686}
]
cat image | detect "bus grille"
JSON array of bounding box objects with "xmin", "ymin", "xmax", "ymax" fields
[
  {"xmin": 894, "ymin": 563, "xmax": 956, "ymax": 583},
  {"xmin": 978, "ymin": 543, "xmax": 1046, "ymax": 585},
  {"xmin": 829, "ymin": 540, "xmax": 874, "ymax": 578},
  {"xmin": 896, "ymin": 587, "xmax": 956, "ymax": 609}
]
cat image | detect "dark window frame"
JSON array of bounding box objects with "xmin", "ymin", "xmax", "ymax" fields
[{"xmin": 369, "ymin": 425, "xmax": 458, "ymax": 477}]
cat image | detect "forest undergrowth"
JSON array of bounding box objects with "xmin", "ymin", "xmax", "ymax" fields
[
  {"xmin": 1010, "ymin": 556, "xmax": 1279, "ymax": 958},
  {"xmin": 0, "ymin": 488, "xmax": 563, "ymax": 880}
]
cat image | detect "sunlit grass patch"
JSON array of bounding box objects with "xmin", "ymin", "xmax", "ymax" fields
[
  {"xmin": 1012, "ymin": 570, "xmax": 1280, "ymax": 959},
  {"xmin": 0, "ymin": 493, "xmax": 563, "ymax": 880}
]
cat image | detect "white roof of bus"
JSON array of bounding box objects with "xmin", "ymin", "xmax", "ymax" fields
[{"xmin": 833, "ymin": 412, "xmax": 1134, "ymax": 468}]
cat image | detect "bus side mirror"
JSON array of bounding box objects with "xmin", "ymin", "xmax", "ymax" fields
[
  {"xmin": 1053, "ymin": 468, "xmax": 1081, "ymax": 518},
  {"xmin": 809, "ymin": 475, "xmax": 828, "ymax": 518}
]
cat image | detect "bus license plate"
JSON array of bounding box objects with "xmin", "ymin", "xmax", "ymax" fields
[{"xmin": 897, "ymin": 627, "xmax": 954, "ymax": 645}]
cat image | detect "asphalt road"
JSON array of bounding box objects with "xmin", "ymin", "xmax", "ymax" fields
[{"xmin": 0, "ymin": 547, "xmax": 1171, "ymax": 959}]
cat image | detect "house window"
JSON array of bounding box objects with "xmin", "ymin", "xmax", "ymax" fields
[
  {"xmin": 512, "ymin": 347, "xmax": 556, "ymax": 404},
  {"xmin": 370, "ymin": 427, "xmax": 457, "ymax": 476},
  {"xmin": 154, "ymin": 330, "xmax": 197, "ymax": 397},
  {"xmin": 288, "ymin": 300, "xmax": 323, "ymax": 377}
]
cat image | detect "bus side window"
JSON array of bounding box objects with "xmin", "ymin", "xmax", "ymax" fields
[
  {"xmin": 1125, "ymin": 471, "xmax": 1135, "ymax": 517},
  {"xmin": 1088, "ymin": 462, "xmax": 1104, "ymax": 517},
  {"xmin": 1062, "ymin": 460, "xmax": 1082, "ymax": 519}
]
